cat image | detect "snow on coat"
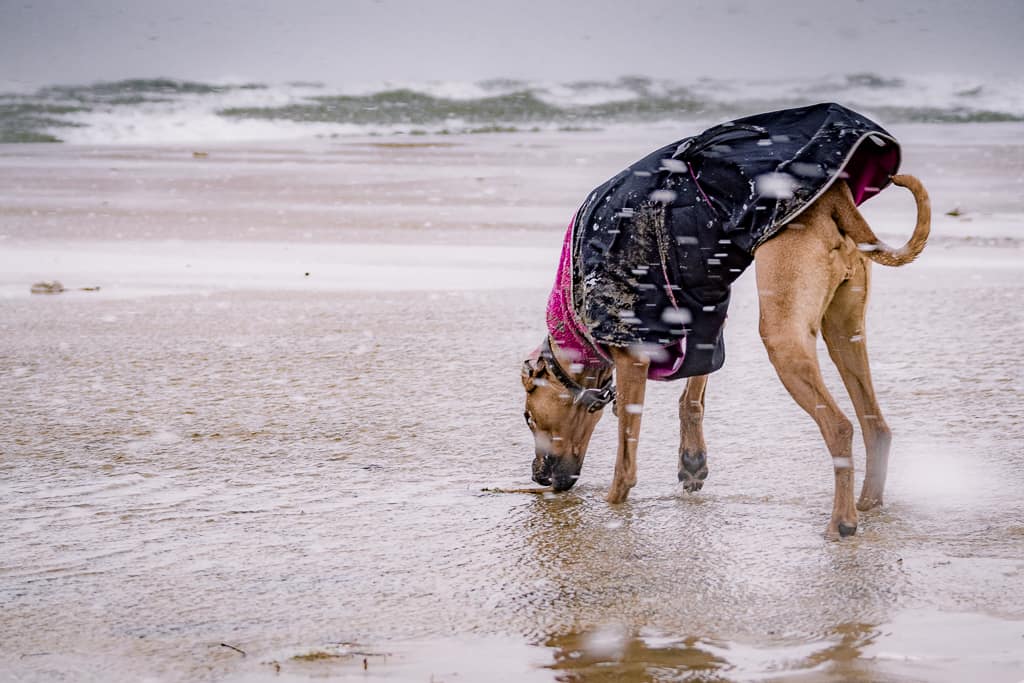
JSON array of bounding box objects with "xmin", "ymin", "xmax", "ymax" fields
[{"xmin": 548, "ymin": 102, "xmax": 901, "ymax": 380}]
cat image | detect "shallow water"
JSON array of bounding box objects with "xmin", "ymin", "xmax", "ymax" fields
[
  {"xmin": 2, "ymin": 259, "xmax": 1023, "ymax": 681},
  {"xmin": 1, "ymin": 134, "xmax": 1023, "ymax": 681}
]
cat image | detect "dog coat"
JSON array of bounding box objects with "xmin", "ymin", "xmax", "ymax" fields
[{"xmin": 547, "ymin": 102, "xmax": 901, "ymax": 380}]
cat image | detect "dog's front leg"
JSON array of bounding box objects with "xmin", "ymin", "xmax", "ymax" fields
[
  {"xmin": 678, "ymin": 374, "xmax": 709, "ymax": 491},
  {"xmin": 607, "ymin": 347, "xmax": 650, "ymax": 503}
]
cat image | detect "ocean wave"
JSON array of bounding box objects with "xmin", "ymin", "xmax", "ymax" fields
[{"xmin": 1, "ymin": 74, "xmax": 1021, "ymax": 144}]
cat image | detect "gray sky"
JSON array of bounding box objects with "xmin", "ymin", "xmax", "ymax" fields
[{"xmin": 2, "ymin": 0, "xmax": 1022, "ymax": 87}]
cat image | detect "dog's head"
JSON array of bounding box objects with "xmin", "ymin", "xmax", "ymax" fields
[{"xmin": 521, "ymin": 342, "xmax": 613, "ymax": 491}]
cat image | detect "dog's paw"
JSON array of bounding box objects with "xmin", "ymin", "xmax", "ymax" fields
[
  {"xmin": 856, "ymin": 490, "xmax": 884, "ymax": 511},
  {"xmin": 606, "ymin": 480, "xmax": 635, "ymax": 504},
  {"xmin": 856, "ymin": 496, "xmax": 883, "ymax": 512},
  {"xmin": 824, "ymin": 517, "xmax": 859, "ymax": 540},
  {"xmin": 678, "ymin": 450, "xmax": 708, "ymax": 492}
]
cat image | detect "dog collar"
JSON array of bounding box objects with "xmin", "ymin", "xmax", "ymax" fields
[{"xmin": 541, "ymin": 337, "xmax": 615, "ymax": 413}]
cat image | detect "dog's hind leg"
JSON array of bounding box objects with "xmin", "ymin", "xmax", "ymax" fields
[
  {"xmin": 678, "ymin": 374, "xmax": 709, "ymax": 491},
  {"xmin": 607, "ymin": 346, "xmax": 650, "ymax": 504},
  {"xmin": 755, "ymin": 226, "xmax": 858, "ymax": 539},
  {"xmin": 821, "ymin": 261, "xmax": 892, "ymax": 512}
]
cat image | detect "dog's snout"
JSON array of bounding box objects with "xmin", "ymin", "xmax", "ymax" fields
[{"xmin": 532, "ymin": 451, "xmax": 580, "ymax": 491}]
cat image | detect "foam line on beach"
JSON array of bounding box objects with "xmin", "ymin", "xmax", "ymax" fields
[
  {"xmin": 0, "ymin": 240, "xmax": 558, "ymax": 298},
  {"xmin": 2, "ymin": 237, "xmax": 1021, "ymax": 301}
]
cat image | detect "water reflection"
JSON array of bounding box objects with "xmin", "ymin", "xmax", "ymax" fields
[
  {"xmin": 545, "ymin": 630, "xmax": 726, "ymax": 681},
  {"xmin": 539, "ymin": 619, "xmax": 918, "ymax": 682},
  {"xmin": 510, "ymin": 479, "xmax": 1024, "ymax": 681}
]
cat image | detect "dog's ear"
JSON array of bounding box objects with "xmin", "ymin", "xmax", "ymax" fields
[{"xmin": 521, "ymin": 357, "xmax": 547, "ymax": 392}]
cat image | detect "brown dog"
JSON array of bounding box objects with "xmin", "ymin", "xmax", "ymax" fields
[{"xmin": 522, "ymin": 172, "xmax": 930, "ymax": 539}]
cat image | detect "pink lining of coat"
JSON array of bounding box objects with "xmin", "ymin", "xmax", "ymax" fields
[{"xmin": 545, "ymin": 215, "xmax": 686, "ymax": 379}]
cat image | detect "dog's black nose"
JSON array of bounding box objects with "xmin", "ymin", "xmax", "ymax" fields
[{"xmin": 550, "ymin": 473, "xmax": 579, "ymax": 492}]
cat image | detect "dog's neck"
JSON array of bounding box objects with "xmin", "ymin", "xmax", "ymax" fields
[
  {"xmin": 546, "ymin": 215, "xmax": 613, "ymax": 370},
  {"xmin": 548, "ymin": 322, "xmax": 611, "ymax": 372},
  {"xmin": 546, "ymin": 336, "xmax": 613, "ymax": 389}
]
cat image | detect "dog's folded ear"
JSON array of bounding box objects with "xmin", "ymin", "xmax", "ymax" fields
[{"xmin": 521, "ymin": 357, "xmax": 548, "ymax": 392}]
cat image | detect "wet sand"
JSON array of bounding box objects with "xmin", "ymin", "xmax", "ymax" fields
[{"xmin": 1, "ymin": 126, "xmax": 1023, "ymax": 682}]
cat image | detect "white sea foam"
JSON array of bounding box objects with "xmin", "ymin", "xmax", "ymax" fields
[
  {"xmin": 61, "ymin": 107, "xmax": 366, "ymax": 145},
  {"xmin": 4, "ymin": 73, "xmax": 1022, "ymax": 145},
  {"xmin": 56, "ymin": 82, "xmax": 349, "ymax": 144}
]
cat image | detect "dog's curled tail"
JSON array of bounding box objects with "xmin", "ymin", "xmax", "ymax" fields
[{"xmin": 839, "ymin": 174, "xmax": 931, "ymax": 267}]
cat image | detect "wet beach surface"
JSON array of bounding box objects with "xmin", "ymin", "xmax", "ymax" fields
[{"xmin": 1, "ymin": 131, "xmax": 1023, "ymax": 681}]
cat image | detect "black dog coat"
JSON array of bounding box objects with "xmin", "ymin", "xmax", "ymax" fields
[{"xmin": 561, "ymin": 102, "xmax": 901, "ymax": 380}]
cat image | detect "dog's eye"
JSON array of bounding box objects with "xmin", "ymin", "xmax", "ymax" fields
[{"xmin": 524, "ymin": 411, "xmax": 536, "ymax": 429}]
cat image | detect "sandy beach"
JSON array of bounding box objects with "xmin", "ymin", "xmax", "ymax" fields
[{"xmin": 1, "ymin": 124, "xmax": 1023, "ymax": 682}]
